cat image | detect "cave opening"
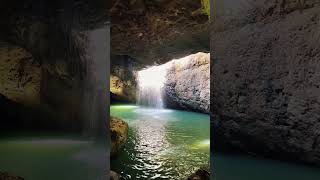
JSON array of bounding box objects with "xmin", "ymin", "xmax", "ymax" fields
[
  {"xmin": 136, "ymin": 62, "xmax": 169, "ymax": 108},
  {"xmin": 110, "ymin": 52, "xmax": 210, "ymax": 179}
]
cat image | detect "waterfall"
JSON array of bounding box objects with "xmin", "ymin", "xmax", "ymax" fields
[{"xmin": 137, "ymin": 64, "xmax": 169, "ymax": 108}]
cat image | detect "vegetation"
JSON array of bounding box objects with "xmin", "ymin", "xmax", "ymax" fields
[{"xmin": 201, "ymin": 0, "xmax": 210, "ymax": 17}]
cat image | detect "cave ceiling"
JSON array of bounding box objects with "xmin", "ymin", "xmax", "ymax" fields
[
  {"xmin": 110, "ymin": 0, "xmax": 210, "ymax": 65},
  {"xmin": 0, "ymin": 0, "xmax": 209, "ymax": 65}
]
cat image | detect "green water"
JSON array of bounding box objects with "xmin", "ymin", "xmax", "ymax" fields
[
  {"xmin": 110, "ymin": 105, "xmax": 210, "ymax": 179},
  {"xmin": 214, "ymin": 153, "xmax": 320, "ymax": 180},
  {"xmin": 0, "ymin": 134, "xmax": 107, "ymax": 180}
]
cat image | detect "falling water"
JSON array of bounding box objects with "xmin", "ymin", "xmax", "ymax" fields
[{"xmin": 137, "ymin": 64, "xmax": 169, "ymax": 108}]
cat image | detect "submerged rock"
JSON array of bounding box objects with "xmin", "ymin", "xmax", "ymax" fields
[
  {"xmin": 109, "ymin": 170, "xmax": 123, "ymax": 180},
  {"xmin": 110, "ymin": 116, "xmax": 129, "ymax": 156},
  {"xmin": 0, "ymin": 172, "xmax": 24, "ymax": 180},
  {"xmin": 187, "ymin": 169, "xmax": 210, "ymax": 180}
]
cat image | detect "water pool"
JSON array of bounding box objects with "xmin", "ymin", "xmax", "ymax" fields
[
  {"xmin": 0, "ymin": 135, "xmax": 107, "ymax": 180},
  {"xmin": 110, "ymin": 105, "xmax": 210, "ymax": 179},
  {"xmin": 214, "ymin": 152, "xmax": 320, "ymax": 180}
]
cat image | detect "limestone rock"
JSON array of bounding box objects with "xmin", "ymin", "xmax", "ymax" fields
[
  {"xmin": 164, "ymin": 52, "xmax": 210, "ymax": 113},
  {"xmin": 111, "ymin": 0, "xmax": 209, "ymax": 64},
  {"xmin": 110, "ymin": 116, "xmax": 129, "ymax": 156},
  {"xmin": 0, "ymin": 42, "xmax": 41, "ymax": 107},
  {"xmin": 110, "ymin": 55, "xmax": 138, "ymax": 103},
  {"xmin": 0, "ymin": 1, "xmax": 109, "ymax": 133},
  {"xmin": 212, "ymin": 0, "xmax": 320, "ymax": 164}
]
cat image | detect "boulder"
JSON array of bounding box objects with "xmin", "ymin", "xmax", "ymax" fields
[{"xmin": 110, "ymin": 116, "xmax": 129, "ymax": 156}]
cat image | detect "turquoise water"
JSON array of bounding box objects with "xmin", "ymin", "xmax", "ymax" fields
[
  {"xmin": 110, "ymin": 105, "xmax": 210, "ymax": 179},
  {"xmin": 214, "ymin": 152, "xmax": 320, "ymax": 180},
  {"xmin": 0, "ymin": 135, "xmax": 107, "ymax": 180}
]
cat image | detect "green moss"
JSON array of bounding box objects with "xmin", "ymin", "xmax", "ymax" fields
[{"xmin": 201, "ymin": 0, "xmax": 210, "ymax": 17}]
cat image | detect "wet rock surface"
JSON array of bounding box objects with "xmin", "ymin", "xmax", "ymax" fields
[
  {"xmin": 110, "ymin": 55, "xmax": 138, "ymax": 103},
  {"xmin": 110, "ymin": 116, "xmax": 129, "ymax": 156},
  {"xmin": 187, "ymin": 169, "xmax": 210, "ymax": 180},
  {"xmin": 164, "ymin": 52, "xmax": 210, "ymax": 113},
  {"xmin": 212, "ymin": 0, "xmax": 320, "ymax": 164},
  {"xmin": 109, "ymin": 170, "xmax": 123, "ymax": 180}
]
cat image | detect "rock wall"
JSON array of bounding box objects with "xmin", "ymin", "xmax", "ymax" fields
[
  {"xmin": 212, "ymin": 0, "xmax": 320, "ymax": 164},
  {"xmin": 110, "ymin": 116, "xmax": 129, "ymax": 156},
  {"xmin": 111, "ymin": 0, "xmax": 209, "ymax": 64},
  {"xmin": 0, "ymin": 0, "xmax": 109, "ymax": 133},
  {"xmin": 164, "ymin": 52, "xmax": 210, "ymax": 113},
  {"xmin": 110, "ymin": 55, "xmax": 138, "ymax": 103},
  {"xmin": 0, "ymin": 42, "xmax": 41, "ymax": 107}
]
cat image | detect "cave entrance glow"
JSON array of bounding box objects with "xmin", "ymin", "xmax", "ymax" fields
[
  {"xmin": 111, "ymin": 52, "xmax": 210, "ymax": 179},
  {"xmin": 136, "ymin": 53, "xmax": 209, "ymax": 109},
  {"xmin": 137, "ymin": 63, "xmax": 169, "ymax": 108}
]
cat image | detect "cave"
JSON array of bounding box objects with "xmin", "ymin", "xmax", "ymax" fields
[
  {"xmin": 110, "ymin": 53, "xmax": 210, "ymax": 179},
  {"xmin": 109, "ymin": 0, "xmax": 211, "ymax": 179},
  {"xmin": 0, "ymin": 0, "xmax": 211, "ymax": 179},
  {"xmin": 4, "ymin": 0, "xmax": 320, "ymax": 179},
  {"xmin": 0, "ymin": 0, "xmax": 109, "ymax": 179}
]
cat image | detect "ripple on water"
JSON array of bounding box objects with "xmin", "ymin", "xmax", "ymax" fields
[{"xmin": 111, "ymin": 105, "xmax": 210, "ymax": 179}]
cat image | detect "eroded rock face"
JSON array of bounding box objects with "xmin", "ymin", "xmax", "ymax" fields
[
  {"xmin": 212, "ymin": 0, "xmax": 320, "ymax": 164},
  {"xmin": 111, "ymin": 0, "xmax": 209, "ymax": 64},
  {"xmin": 111, "ymin": 55, "xmax": 138, "ymax": 103},
  {"xmin": 0, "ymin": 42, "xmax": 41, "ymax": 107},
  {"xmin": 164, "ymin": 52, "xmax": 210, "ymax": 113},
  {"xmin": 0, "ymin": 0, "xmax": 109, "ymax": 133},
  {"xmin": 110, "ymin": 116, "xmax": 129, "ymax": 156}
]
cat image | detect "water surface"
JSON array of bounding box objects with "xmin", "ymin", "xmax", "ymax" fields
[
  {"xmin": 110, "ymin": 105, "xmax": 210, "ymax": 179},
  {"xmin": 0, "ymin": 134, "xmax": 106, "ymax": 180},
  {"xmin": 214, "ymin": 152, "xmax": 320, "ymax": 180}
]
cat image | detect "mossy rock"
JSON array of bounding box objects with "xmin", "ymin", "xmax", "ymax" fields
[{"xmin": 110, "ymin": 116, "xmax": 129, "ymax": 156}]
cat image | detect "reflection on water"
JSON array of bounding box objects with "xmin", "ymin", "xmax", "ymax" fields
[{"xmin": 111, "ymin": 105, "xmax": 210, "ymax": 179}]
